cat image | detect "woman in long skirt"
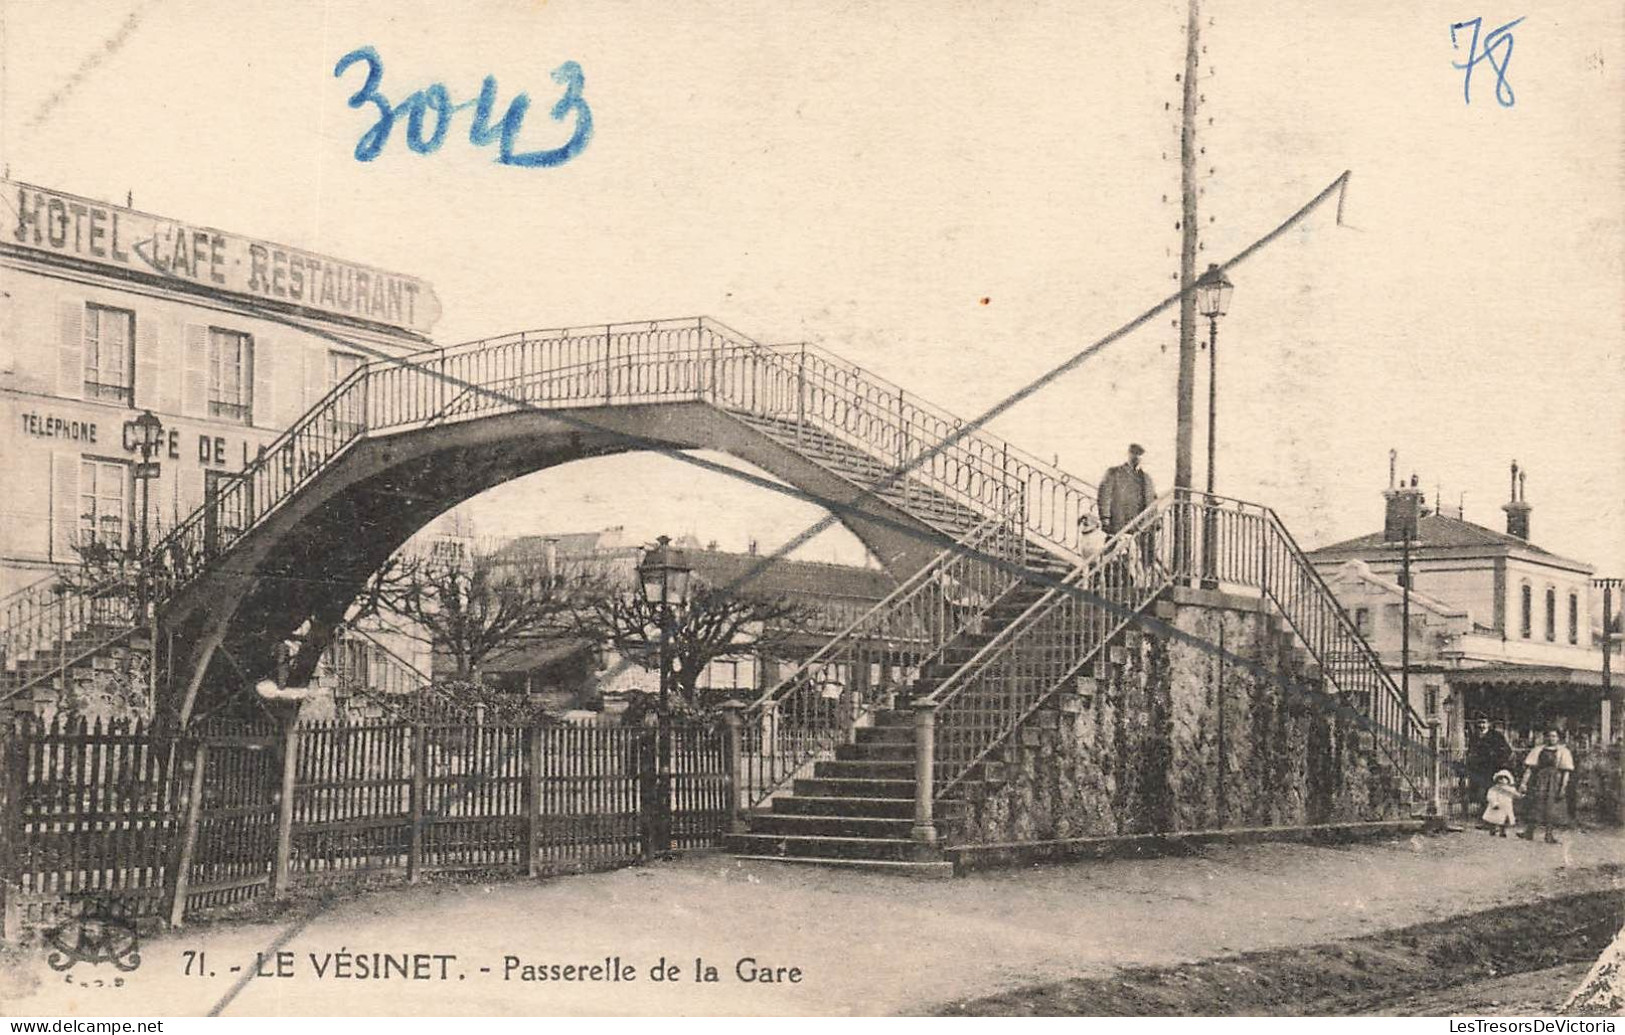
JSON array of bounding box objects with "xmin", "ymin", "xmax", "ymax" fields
[{"xmin": 1517, "ymin": 729, "xmax": 1575, "ymax": 844}]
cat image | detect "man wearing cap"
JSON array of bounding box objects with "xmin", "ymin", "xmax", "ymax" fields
[{"xmin": 1098, "ymin": 444, "xmax": 1157, "ymax": 537}]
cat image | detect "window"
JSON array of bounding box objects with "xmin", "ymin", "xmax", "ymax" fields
[
  {"xmin": 204, "ymin": 469, "xmax": 253, "ymax": 551},
  {"xmin": 83, "ymin": 304, "xmax": 135, "ymax": 404},
  {"xmin": 328, "ymin": 350, "xmax": 365, "ymax": 436},
  {"xmin": 329, "ymin": 350, "xmax": 363, "ymax": 387},
  {"xmin": 1519, "ymin": 584, "xmax": 1532, "ymax": 639},
  {"xmin": 1544, "ymin": 588, "xmax": 1556, "ymax": 642},
  {"xmin": 1569, "ymin": 594, "xmax": 1579, "ymax": 645},
  {"xmin": 337, "ymin": 638, "xmax": 371, "ymax": 686},
  {"xmin": 1424, "ymin": 684, "xmax": 1440, "ymax": 718},
  {"xmin": 78, "ymin": 459, "xmax": 129, "ymax": 548},
  {"xmin": 208, "ymin": 328, "xmax": 254, "ymax": 423},
  {"xmin": 1353, "ymin": 608, "xmax": 1372, "ymax": 636}
]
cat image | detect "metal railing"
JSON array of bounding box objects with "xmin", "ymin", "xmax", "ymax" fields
[
  {"xmin": 923, "ymin": 490, "xmax": 1433, "ymax": 803},
  {"xmin": 165, "ymin": 317, "xmax": 1100, "ymax": 582},
  {"xmin": 1182, "ymin": 491, "xmax": 1432, "ymax": 799},
  {"xmin": 737, "ymin": 508, "xmax": 1028, "ymax": 806},
  {"xmin": 1, "ymin": 576, "xmax": 136, "ymax": 679},
  {"xmin": 925, "ymin": 495, "xmax": 1177, "ymax": 797},
  {"xmin": 4, "ymin": 316, "xmax": 1096, "ymax": 692},
  {"xmin": 2, "ymin": 578, "xmax": 61, "ymax": 670},
  {"xmin": 759, "ymin": 342, "xmax": 1097, "ymax": 561}
]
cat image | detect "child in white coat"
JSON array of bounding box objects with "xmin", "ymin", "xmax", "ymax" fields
[{"xmin": 1482, "ymin": 769, "xmax": 1522, "ymax": 836}]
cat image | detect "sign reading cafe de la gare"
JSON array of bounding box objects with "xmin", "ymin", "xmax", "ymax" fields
[{"xmin": 6, "ymin": 180, "xmax": 441, "ymax": 336}]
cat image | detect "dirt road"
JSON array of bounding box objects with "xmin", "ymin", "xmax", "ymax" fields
[{"xmin": 3, "ymin": 827, "xmax": 1621, "ymax": 1016}]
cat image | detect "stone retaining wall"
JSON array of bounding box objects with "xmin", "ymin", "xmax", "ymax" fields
[{"xmin": 951, "ymin": 592, "xmax": 1407, "ymax": 845}]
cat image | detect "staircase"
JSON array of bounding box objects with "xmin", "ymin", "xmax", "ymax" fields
[
  {"xmin": 725, "ymin": 558, "xmax": 1066, "ymax": 874},
  {"xmin": 1, "ymin": 577, "xmax": 146, "ymax": 709},
  {"xmin": 726, "ymin": 491, "xmax": 1438, "ymax": 873},
  {"xmin": 727, "ymin": 412, "xmax": 989, "ymax": 546},
  {"xmin": 726, "ymin": 708, "xmax": 955, "ymax": 877}
]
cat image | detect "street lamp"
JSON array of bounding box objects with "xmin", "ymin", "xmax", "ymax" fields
[
  {"xmin": 130, "ymin": 410, "xmax": 165, "ymax": 617},
  {"xmin": 1597, "ymin": 576, "xmax": 1623, "ymax": 827},
  {"xmin": 638, "ymin": 535, "xmax": 692, "ymax": 855},
  {"xmin": 1596, "ymin": 577, "xmax": 1622, "ymax": 737},
  {"xmin": 1195, "ymin": 263, "xmax": 1234, "ymax": 589}
]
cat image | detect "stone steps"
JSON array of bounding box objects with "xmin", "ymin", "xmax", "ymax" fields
[
  {"xmin": 723, "ymin": 832, "xmax": 932, "ymax": 862},
  {"xmin": 728, "ymin": 855, "xmax": 954, "ymax": 879},
  {"xmin": 769, "ymin": 795, "xmax": 917, "ymax": 819},
  {"xmin": 747, "ymin": 813, "xmax": 917, "ymax": 838}
]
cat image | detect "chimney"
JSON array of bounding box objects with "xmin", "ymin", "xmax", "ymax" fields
[
  {"xmin": 1383, "ymin": 470, "xmax": 1424, "ymax": 544},
  {"xmin": 1501, "ymin": 460, "xmax": 1532, "ymax": 540}
]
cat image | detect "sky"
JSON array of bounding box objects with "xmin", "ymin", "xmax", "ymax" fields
[{"xmin": 3, "ymin": 0, "xmax": 1621, "ymax": 574}]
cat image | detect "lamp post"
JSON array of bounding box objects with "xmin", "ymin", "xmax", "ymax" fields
[
  {"xmin": 1595, "ymin": 577, "xmax": 1622, "ymax": 737},
  {"xmin": 129, "ymin": 410, "xmax": 164, "ymax": 620},
  {"xmin": 1597, "ymin": 577, "xmax": 1623, "ymax": 827},
  {"xmin": 638, "ymin": 535, "xmax": 692, "ymax": 856},
  {"xmin": 1195, "ymin": 263, "xmax": 1234, "ymax": 589}
]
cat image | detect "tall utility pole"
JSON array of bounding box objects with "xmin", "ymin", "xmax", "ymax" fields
[{"xmin": 1174, "ymin": 0, "xmax": 1202, "ymax": 497}]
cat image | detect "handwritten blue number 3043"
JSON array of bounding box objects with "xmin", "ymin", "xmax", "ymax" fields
[{"xmin": 335, "ymin": 46, "xmax": 592, "ymax": 167}]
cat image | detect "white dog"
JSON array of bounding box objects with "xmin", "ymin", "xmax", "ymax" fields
[{"xmin": 1076, "ymin": 509, "xmax": 1107, "ymax": 560}]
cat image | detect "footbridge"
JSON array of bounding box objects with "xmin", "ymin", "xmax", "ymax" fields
[
  {"xmin": 2, "ymin": 318, "xmax": 1094, "ymax": 723},
  {"xmin": 0, "ymin": 316, "xmax": 1433, "ymax": 861}
]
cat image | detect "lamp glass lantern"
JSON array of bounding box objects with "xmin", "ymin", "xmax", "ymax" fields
[
  {"xmin": 638, "ymin": 535, "xmax": 692, "ymax": 610},
  {"xmin": 133, "ymin": 410, "xmax": 165, "ymax": 456},
  {"xmin": 1195, "ymin": 263, "xmax": 1234, "ymax": 320}
]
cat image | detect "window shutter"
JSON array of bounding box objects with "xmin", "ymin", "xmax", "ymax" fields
[
  {"xmin": 57, "ymin": 300, "xmax": 84, "ymax": 399},
  {"xmin": 183, "ymin": 324, "xmax": 208, "ymax": 417},
  {"xmin": 158, "ymin": 316, "xmax": 184, "ymax": 414},
  {"xmin": 304, "ymin": 343, "xmax": 327, "ymax": 409},
  {"xmin": 253, "ymin": 337, "xmax": 279, "ymax": 429},
  {"xmin": 179, "ymin": 465, "xmax": 205, "ymax": 518},
  {"xmin": 51, "ymin": 453, "xmax": 80, "ymax": 563},
  {"xmin": 134, "ymin": 316, "xmax": 160, "ymax": 410}
]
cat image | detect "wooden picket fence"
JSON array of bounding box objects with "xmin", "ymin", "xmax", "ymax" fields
[{"xmin": 0, "ymin": 714, "xmax": 736, "ymax": 935}]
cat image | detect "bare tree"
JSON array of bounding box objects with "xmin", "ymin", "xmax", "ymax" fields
[
  {"xmin": 579, "ymin": 580, "xmax": 820, "ymax": 711},
  {"xmin": 361, "ymin": 541, "xmax": 609, "ymax": 682},
  {"xmin": 57, "ymin": 522, "xmax": 209, "ymax": 612}
]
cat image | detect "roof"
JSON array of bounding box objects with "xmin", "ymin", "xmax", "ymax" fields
[
  {"xmin": 1310, "ymin": 513, "xmax": 1588, "ymax": 569},
  {"xmin": 473, "ymin": 638, "xmax": 596, "ymax": 675},
  {"xmin": 495, "ymin": 529, "xmax": 643, "ymax": 559},
  {"xmin": 686, "ymin": 551, "xmax": 895, "ymax": 601},
  {"xmin": 1447, "ymin": 665, "xmax": 1608, "ymax": 690},
  {"xmin": 488, "ymin": 530, "xmax": 894, "ymax": 601}
]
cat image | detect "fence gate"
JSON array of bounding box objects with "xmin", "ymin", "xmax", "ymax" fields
[{"xmin": 168, "ymin": 727, "xmax": 281, "ymax": 923}]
